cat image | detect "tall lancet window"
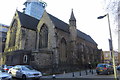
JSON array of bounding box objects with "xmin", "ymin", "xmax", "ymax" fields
[
  {"xmin": 60, "ymin": 38, "xmax": 67, "ymax": 62},
  {"xmin": 39, "ymin": 24, "xmax": 48, "ymax": 49},
  {"xmin": 9, "ymin": 19, "xmax": 18, "ymax": 47}
]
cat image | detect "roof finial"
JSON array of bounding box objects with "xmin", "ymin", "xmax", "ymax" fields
[{"xmin": 72, "ymin": 8, "xmax": 73, "ymax": 11}]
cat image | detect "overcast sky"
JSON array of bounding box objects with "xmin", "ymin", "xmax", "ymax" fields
[{"xmin": 0, "ymin": 0, "xmax": 118, "ymax": 51}]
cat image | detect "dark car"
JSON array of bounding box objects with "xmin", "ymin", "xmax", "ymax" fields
[
  {"xmin": 117, "ymin": 66, "xmax": 120, "ymax": 70},
  {"xmin": 96, "ymin": 63, "xmax": 114, "ymax": 75}
]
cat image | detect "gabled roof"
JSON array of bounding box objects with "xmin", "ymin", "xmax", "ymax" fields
[
  {"xmin": 48, "ymin": 13, "xmax": 97, "ymax": 45},
  {"xmin": 17, "ymin": 11, "xmax": 97, "ymax": 45},
  {"xmin": 77, "ymin": 30, "xmax": 97, "ymax": 45},
  {"xmin": 48, "ymin": 13, "xmax": 70, "ymax": 33},
  {"xmin": 17, "ymin": 11, "xmax": 39, "ymax": 31}
]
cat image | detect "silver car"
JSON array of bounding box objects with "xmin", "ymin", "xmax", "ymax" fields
[
  {"xmin": 8, "ymin": 65, "xmax": 42, "ymax": 80},
  {"xmin": 0, "ymin": 70, "xmax": 12, "ymax": 80}
]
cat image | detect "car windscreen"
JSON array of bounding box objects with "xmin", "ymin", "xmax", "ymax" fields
[
  {"xmin": 7, "ymin": 66, "xmax": 13, "ymax": 69},
  {"xmin": 97, "ymin": 64, "xmax": 107, "ymax": 67},
  {"xmin": 21, "ymin": 66, "xmax": 34, "ymax": 70}
]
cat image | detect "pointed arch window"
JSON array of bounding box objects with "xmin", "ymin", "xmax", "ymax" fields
[
  {"xmin": 59, "ymin": 38, "xmax": 67, "ymax": 62},
  {"xmin": 9, "ymin": 19, "xmax": 18, "ymax": 47},
  {"xmin": 79, "ymin": 44, "xmax": 84, "ymax": 52},
  {"xmin": 39, "ymin": 24, "xmax": 48, "ymax": 49}
]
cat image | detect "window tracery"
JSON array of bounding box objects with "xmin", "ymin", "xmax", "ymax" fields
[
  {"xmin": 39, "ymin": 24, "xmax": 48, "ymax": 49},
  {"xmin": 9, "ymin": 19, "xmax": 18, "ymax": 47},
  {"xmin": 59, "ymin": 38, "xmax": 67, "ymax": 62}
]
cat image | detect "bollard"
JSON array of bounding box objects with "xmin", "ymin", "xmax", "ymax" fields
[
  {"xmin": 79, "ymin": 71, "xmax": 81, "ymax": 76},
  {"xmin": 72, "ymin": 72, "xmax": 75, "ymax": 77},
  {"xmin": 85, "ymin": 70, "xmax": 88, "ymax": 75},
  {"xmin": 91, "ymin": 69, "xmax": 93, "ymax": 74},
  {"xmin": 52, "ymin": 74, "xmax": 56, "ymax": 79},
  {"xmin": 89, "ymin": 69, "xmax": 91, "ymax": 72},
  {"xmin": 117, "ymin": 78, "xmax": 119, "ymax": 80},
  {"xmin": 63, "ymin": 71, "xmax": 65, "ymax": 74}
]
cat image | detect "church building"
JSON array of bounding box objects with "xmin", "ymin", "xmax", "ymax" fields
[{"xmin": 3, "ymin": 0, "xmax": 102, "ymax": 73}]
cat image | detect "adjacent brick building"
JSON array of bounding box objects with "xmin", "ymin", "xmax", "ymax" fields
[
  {"xmin": 103, "ymin": 51, "xmax": 119, "ymax": 65},
  {"xmin": 0, "ymin": 24, "xmax": 9, "ymax": 53}
]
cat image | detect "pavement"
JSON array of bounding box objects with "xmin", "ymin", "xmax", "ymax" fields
[
  {"xmin": 41, "ymin": 69, "xmax": 97, "ymax": 78},
  {"xmin": 41, "ymin": 69, "xmax": 120, "ymax": 79},
  {"xmin": 12, "ymin": 69, "xmax": 120, "ymax": 80}
]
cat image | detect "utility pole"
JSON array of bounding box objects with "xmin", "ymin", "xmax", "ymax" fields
[{"xmin": 97, "ymin": 13, "xmax": 117, "ymax": 80}]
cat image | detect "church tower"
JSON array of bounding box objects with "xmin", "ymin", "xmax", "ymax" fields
[
  {"xmin": 23, "ymin": 0, "xmax": 47, "ymax": 20},
  {"xmin": 69, "ymin": 9, "xmax": 77, "ymax": 63},
  {"xmin": 69, "ymin": 9, "xmax": 77, "ymax": 42}
]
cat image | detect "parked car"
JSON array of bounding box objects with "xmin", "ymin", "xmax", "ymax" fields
[
  {"xmin": 8, "ymin": 65, "xmax": 42, "ymax": 80},
  {"xmin": 96, "ymin": 63, "xmax": 114, "ymax": 75},
  {"xmin": 117, "ymin": 65, "xmax": 120, "ymax": 70},
  {"xmin": 0, "ymin": 66, "xmax": 12, "ymax": 80},
  {"xmin": 2, "ymin": 65, "xmax": 13, "ymax": 72}
]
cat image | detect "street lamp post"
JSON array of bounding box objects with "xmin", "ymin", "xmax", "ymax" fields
[{"xmin": 97, "ymin": 13, "xmax": 117, "ymax": 80}]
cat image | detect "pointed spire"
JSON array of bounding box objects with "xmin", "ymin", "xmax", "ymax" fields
[
  {"xmin": 69, "ymin": 9, "xmax": 76, "ymax": 21},
  {"xmin": 69, "ymin": 9, "xmax": 76, "ymax": 26}
]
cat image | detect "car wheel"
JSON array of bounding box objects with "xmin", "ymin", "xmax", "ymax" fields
[
  {"xmin": 112, "ymin": 71, "xmax": 114, "ymax": 74},
  {"xmin": 97, "ymin": 72, "xmax": 99, "ymax": 75},
  {"xmin": 8, "ymin": 71, "xmax": 12, "ymax": 74},
  {"xmin": 36, "ymin": 78, "xmax": 40, "ymax": 80},
  {"xmin": 22, "ymin": 75, "xmax": 26, "ymax": 80}
]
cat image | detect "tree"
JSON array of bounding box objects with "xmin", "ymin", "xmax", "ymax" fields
[
  {"xmin": 104, "ymin": 0, "xmax": 119, "ymax": 52},
  {"xmin": 104, "ymin": 0, "xmax": 120, "ymax": 33}
]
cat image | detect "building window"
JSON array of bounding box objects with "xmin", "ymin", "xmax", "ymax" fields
[
  {"xmin": 23, "ymin": 55, "xmax": 28, "ymax": 63},
  {"xmin": 39, "ymin": 24, "xmax": 48, "ymax": 49},
  {"xmin": 59, "ymin": 38, "xmax": 67, "ymax": 62},
  {"xmin": 31, "ymin": 55, "xmax": 35, "ymax": 61},
  {"xmin": 85, "ymin": 46, "xmax": 89, "ymax": 53},
  {"xmin": 80, "ymin": 44, "xmax": 84, "ymax": 52},
  {"xmin": 9, "ymin": 19, "xmax": 18, "ymax": 47}
]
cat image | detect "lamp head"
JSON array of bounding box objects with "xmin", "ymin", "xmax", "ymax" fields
[{"xmin": 97, "ymin": 14, "xmax": 107, "ymax": 19}]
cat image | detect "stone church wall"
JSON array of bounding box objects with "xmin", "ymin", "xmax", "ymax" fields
[
  {"xmin": 4, "ymin": 14, "xmax": 21, "ymax": 52},
  {"xmin": 30, "ymin": 52, "xmax": 53, "ymax": 73},
  {"xmin": 5, "ymin": 50, "xmax": 31, "ymax": 66},
  {"xmin": 37, "ymin": 11, "xmax": 57, "ymax": 50},
  {"xmin": 22, "ymin": 28, "xmax": 36, "ymax": 50},
  {"xmin": 55, "ymin": 29, "xmax": 71, "ymax": 56},
  {"xmin": 76, "ymin": 37, "xmax": 98, "ymax": 65},
  {"xmin": 55, "ymin": 29, "xmax": 70, "ymax": 43}
]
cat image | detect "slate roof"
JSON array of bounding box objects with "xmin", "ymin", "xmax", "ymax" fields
[
  {"xmin": 48, "ymin": 13, "xmax": 70, "ymax": 33},
  {"xmin": 48, "ymin": 13, "xmax": 97, "ymax": 45},
  {"xmin": 17, "ymin": 11, "xmax": 39, "ymax": 30},
  {"xmin": 17, "ymin": 11, "xmax": 97, "ymax": 45},
  {"xmin": 77, "ymin": 30, "xmax": 97, "ymax": 45}
]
